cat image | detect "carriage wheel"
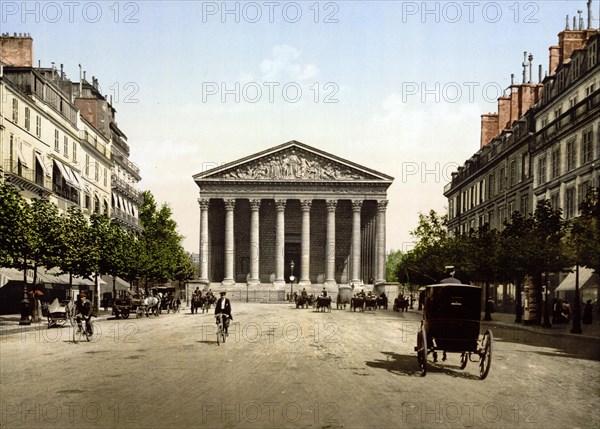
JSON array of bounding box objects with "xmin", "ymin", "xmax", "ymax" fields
[
  {"xmin": 416, "ymin": 326, "xmax": 427, "ymax": 376},
  {"xmin": 459, "ymin": 352, "xmax": 468, "ymax": 369},
  {"xmin": 479, "ymin": 329, "xmax": 493, "ymax": 380}
]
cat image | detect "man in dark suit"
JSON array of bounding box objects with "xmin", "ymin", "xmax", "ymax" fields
[{"xmin": 215, "ymin": 291, "xmax": 232, "ymax": 334}]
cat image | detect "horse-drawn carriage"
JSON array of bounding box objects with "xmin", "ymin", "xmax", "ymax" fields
[
  {"xmin": 415, "ymin": 284, "xmax": 493, "ymax": 379},
  {"xmin": 315, "ymin": 296, "xmax": 332, "ymax": 312},
  {"xmin": 393, "ymin": 295, "xmax": 409, "ymax": 312},
  {"xmin": 113, "ymin": 294, "xmax": 144, "ymax": 319},
  {"xmin": 44, "ymin": 298, "xmax": 73, "ymax": 328},
  {"xmin": 114, "ymin": 293, "xmax": 160, "ymax": 318},
  {"xmin": 153, "ymin": 286, "xmax": 180, "ymax": 314}
]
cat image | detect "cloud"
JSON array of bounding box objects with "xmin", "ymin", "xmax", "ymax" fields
[{"xmin": 260, "ymin": 44, "xmax": 320, "ymax": 81}]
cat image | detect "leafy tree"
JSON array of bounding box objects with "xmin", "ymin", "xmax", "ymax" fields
[
  {"xmin": 0, "ymin": 182, "xmax": 30, "ymax": 271},
  {"xmin": 499, "ymin": 211, "xmax": 534, "ymax": 323},
  {"xmin": 567, "ymin": 188, "xmax": 600, "ymax": 332},
  {"xmin": 29, "ymin": 198, "xmax": 63, "ymax": 276},
  {"xmin": 395, "ymin": 210, "xmax": 454, "ymax": 286},
  {"xmin": 138, "ymin": 191, "xmax": 187, "ymax": 291},
  {"xmin": 58, "ymin": 206, "xmax": 94, "ymax": 289},
  {"xmin": 529, "ymin": 200, "xmax": 570, "ymax": 327},
  {"xmin": 569, "ymin": 188, "xmax": 600, "ymax": 275},
  {"xmin": 386, "ymin": 249, "xmax": 403, "ymax": 283},
  {"xmin": 462, "ymin": 224, "xmax": 500, "ymax": 321}
]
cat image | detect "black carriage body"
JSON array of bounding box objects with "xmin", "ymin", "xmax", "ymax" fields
[{"xmin": 423, "ymin": 284, "xmax": 482, "ymax": 352}]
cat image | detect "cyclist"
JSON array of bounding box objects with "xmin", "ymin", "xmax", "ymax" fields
[
  {"xmin": 75, "ymin": 291, "xmax": 93, "ymax": 336},
  {"xmin": 214, "ymin": 291, "xmax": 232, "ymax": 335}
]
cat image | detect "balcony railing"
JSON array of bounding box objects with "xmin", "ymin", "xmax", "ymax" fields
[
  {"xmin": 112, "ymin": 152, "xmax": 141, "ymax": 178},
  {"xmin": 112, "ymin": 207, "xmax": 140, "ymax": 227},
  {"xmin": 534, "ymin": 88, "xmax": 600, "ymax": 150},
  {"xmin": 111, "ymin": 174, "xmax": 140, "ymax": 200},
  {"xmin": 3, "ymin": 161, "xmax": 52, "ymax": 195},
  {"xmin": 80, "ymin": 130, "xmax": 111, "ymax": 159}
]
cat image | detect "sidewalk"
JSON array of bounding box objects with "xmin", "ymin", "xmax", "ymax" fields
[
  {"xmin": 0, "ymin": 309, "xmax": 114, "ymax": 336},
  {"xmin": 480, "ymin": 310, "xmax": 600, "ymax": 340}
]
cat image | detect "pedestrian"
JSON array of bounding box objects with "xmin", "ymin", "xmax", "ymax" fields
[{"xmin": 583, "ymin": 300, "xmax": 593, "ymax": 325}]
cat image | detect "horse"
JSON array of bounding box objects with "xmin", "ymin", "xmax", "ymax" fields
[
  {"xmin": 203, "ymin": 294, "xmax": 215, "ymax": 312},
  {"xmin": 393, "ymin": 297, "xmax": 409, "ymax": 312},
  {"xmin": 191, "ymin": 294, "xmax": 204, "ymax": 314},
  {"xmin": 143, "ymin": 296, "xmax": 160, "ymax": 317},
  {"xmin": 377, "ymin": 296, "xmax": 388, "ymax": 310},
  {"xmin": 295, "ymin": 295, "xmax": 309, "ymax": 309}
]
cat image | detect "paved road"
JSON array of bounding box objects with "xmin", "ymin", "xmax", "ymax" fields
[{"xmin": 1, "ymin": 303, "xmax": 599, "ymax": 428}]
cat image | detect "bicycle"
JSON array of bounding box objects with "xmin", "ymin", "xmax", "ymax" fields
[
  {"xmin": 71, "ymin": 313, "xmax": 95, "ymax": 343},
  {"xmin": 215, "ymin": 313, "xmax": 229, "ymax": 345}
]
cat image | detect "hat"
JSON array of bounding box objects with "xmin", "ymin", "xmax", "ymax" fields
[
  {"xmin": 220, "ymin": 291, "xmax": 226, "ymax": 296},
  {"xmin": 80, "ymin": 291, "xmax": 87, "ymax": 297}
]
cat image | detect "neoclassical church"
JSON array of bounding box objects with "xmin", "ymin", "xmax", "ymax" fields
[{"xmin": 193, "ymin": 141, "xmax": 393, "ymax": 289}]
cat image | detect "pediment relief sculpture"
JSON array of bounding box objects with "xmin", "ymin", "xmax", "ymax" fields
[{"xmin": 220, "ymin": 149, "xmax": 373, "ymax": 181}]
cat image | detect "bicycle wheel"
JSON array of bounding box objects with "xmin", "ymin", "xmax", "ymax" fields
[{"xmin": 73, "ymin": 323, "xmax": 83, "ymax": 343}]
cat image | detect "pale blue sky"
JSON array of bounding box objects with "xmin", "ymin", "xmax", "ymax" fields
[{"xmin": 3, "ymin": 1, "xmax": 593, "ymax": 253}]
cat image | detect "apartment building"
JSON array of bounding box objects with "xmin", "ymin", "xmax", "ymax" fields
[
  {"xmin": 445, "ymin": 16, "xmax": 599, "ymax": 235},
  {"xmin": 0, "ymin": 33, "xmax": 142, "ymax": 229}
]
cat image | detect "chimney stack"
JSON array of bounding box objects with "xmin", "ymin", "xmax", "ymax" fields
[
  {"xmin": 588, "ymin": 0, "xmax": 593, "ymax": 29},
  {"xmin": 0, "ymin": 33, "xmax": 34, "ymax": 67}
]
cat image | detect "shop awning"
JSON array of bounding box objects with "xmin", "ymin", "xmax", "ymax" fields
[
  {"xmin": 555, "ymin": 267, "xmax": 599, "ymax": 292},
  {"xmin": 100, "ymin": 276, "xmax": 131, "ymax": 294}
]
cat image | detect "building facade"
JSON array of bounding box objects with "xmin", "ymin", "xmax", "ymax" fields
[
  {"xmin": 0, "ymin": 33, "xmax": 142, "ymax": 228},
  {"xmin": 0, "ymin": 33, "xmax": 142, "ymax": 312},
  {"xmin": 443, "ymin": 12, "xmax": 599, "ymax": 315},
  {"xmin": 445, "ymin": 20, "xmax": 599, "ymax": 235},
  {"xmin": 193, "ymin": 141, "xmax": 393, "ymax": 290}
]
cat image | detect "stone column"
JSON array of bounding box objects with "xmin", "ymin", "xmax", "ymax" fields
[
  {"xmin": 299, "ymin": 200, "xmax": 312, "ymax": 285},
  {"xmin": 375, "ymin": 200, "xmax": 388, "ymax": 285},
  {"xmin": 198, "ymin": 198, "xmax": 210, "ymax": 285},
  {"xmin": 325, "ymin": 200, "xmax": 337, "ymax": 286},
  {"xmin": 274, "ymin": 199, "xmax": 286, "ymax": 287},
  {"xmin": 351, "ymin": 200, "xmax": 363, "ymax": 286},
  {"xmin": 222, "ymin": 199, "xmax": 236, "ymax": 286},
  {"xmin": 248, "ymin": 199, "xmax": 261, "ymax": 285}
]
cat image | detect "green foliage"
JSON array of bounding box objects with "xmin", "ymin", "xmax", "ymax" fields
[
  {"xmin": 138, "ymin": 191, "xmax": 193, "ymax": 284},
  {"xmin": 394, "ymin": 210, "xmax": 454, "ymax": 286},
  {"xmin": 30, "ymin": 198, "xmax": 63, "ymax": 271},
  {"xmin": 0, "ymin": 182, "xmax": 31, "ymax": 268},
  {"xmin": 568, "ymin": 188, "xmax": 600, "ymax": 275},
  {"xmin": 386, "ymin": 249, "xmax": 403, "ymax": 282}
]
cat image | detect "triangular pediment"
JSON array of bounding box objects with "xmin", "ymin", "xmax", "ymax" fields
[{"xmin": 194, "ymin": 141, "xmax": 393, "ymax": 183}]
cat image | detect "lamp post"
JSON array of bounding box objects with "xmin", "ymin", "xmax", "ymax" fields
[{"xmin": 289, "ymin": 260, "xmax": 295, "ymax": 302}]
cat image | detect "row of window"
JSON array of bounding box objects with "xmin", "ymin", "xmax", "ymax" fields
[
  {"xmin": 12, "ymin": 97, "xmax": 109, "ymax": 186},
  {"xmin": 455, "ymin": 181, "xmax": 593, "ymax": 234},
  {"xmin": 540, "ymin": 79, "xmax": 596, "ymax": 128},
  {"xmin": 537, "ymin": 127, "xmax": 596, "ymax": 186}
]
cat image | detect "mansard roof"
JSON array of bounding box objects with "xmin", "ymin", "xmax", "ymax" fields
[{"xmin": 193, "ymin": 140, "xmax": 394, "ymax": 184}]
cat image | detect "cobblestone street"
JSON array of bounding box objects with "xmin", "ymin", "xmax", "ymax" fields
[{"xmin": 1, "ymin": 303, "xmax": 599, "ymax": 429}]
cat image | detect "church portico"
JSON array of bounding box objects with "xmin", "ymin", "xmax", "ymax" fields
[{"xmin": 193, "ymin": 141, "xmax": 393, "ymax": 291}]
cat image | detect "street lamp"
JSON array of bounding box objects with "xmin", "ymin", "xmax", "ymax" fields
[{"xmin": 289, "ymin": 260, "xmax": 295, "ymax": 302}]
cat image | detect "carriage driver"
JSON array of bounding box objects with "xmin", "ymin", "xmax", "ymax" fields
[
  {"xmin": 215, "ymin": 291, "xmax": 233, "ymax": 334},
  {"xmin": 75, "ymin": 291, "xmax": 93, "ymax": 335},
  {"xmin": 440, "ymin": 265, "xmax": 462, "ymax": 284}
]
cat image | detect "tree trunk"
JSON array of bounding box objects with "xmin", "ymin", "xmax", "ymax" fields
[
  {"xmin": 514, "ymin": 277, "xmax": 523, "ymax": 324},
  {"xmin": 483, "ymin": 280, "xmax": 492, "ymax": 321}
]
